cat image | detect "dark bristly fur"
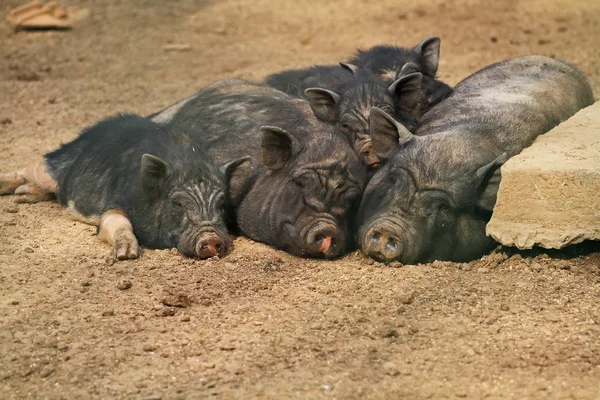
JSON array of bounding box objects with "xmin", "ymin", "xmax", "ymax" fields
[
  {"xmin": 266, "ymin": 65, "xmax": 421, "ymax": 168},
  {"xmin": 45, "ymin": 114, "xmax": 235, "ymax": 256},
  {"xmin": 264, "ymin": 37, "xmax": 452, "ymax": 168},
  {"xmin": 358, "ymin": 55, "xmax": 594, "ymax": 264},
  {"xmin": 348, "ymin": 36, "xmax": 453, "ymax": 108},
  {"xmin": 150, "ymin": 80, "xmax": 367, "ymax": 258}
]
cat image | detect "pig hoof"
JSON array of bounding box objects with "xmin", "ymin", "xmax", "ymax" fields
[
  {"xmin": 113, "ymin": 230, "xmax": 139, "ymax": 260},
  {"xmin": 0, "ymin": 172, "xmax": 26, "ymax": 195},
  {"xmin": 13, "ymin": 183, "xmax": 54, "ymax": 203}
]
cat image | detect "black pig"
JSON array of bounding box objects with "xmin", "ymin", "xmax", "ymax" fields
[
  {"xmin": 347, "ymin": 36, "xmax": 453, "ymax": 110},
  {"xmin": 151, "ymin": 80, "xmax": 367, "ymax": 258},
  {"xmin": 266, "ymin": 63, "xmax": 423, "ymax": 168},
  {"xmin": 0, "ymin": 114, "xmax": 247, "ymax": 260},
  {"xmin": 358, "ymin": 56, "xmax": 594, "ymax": 264}
]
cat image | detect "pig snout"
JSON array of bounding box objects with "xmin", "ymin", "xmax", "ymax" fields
[
  {"xmin": 305, "ymin": 219, "xmax": 342, "ymax": 258},
  {"xmin": 195, "ymin": 233, "xmax": 226, "ymax": 259},
  {"xmin": 363, "ymin": 225, "xmax": 404, "ymax": 262},
  {"xmin": 363, "ymin": 150, "xmax": 382, "ymax": 170}
]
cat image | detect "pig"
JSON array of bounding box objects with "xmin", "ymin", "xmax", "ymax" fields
[
  {"xmin": 150, "ymin": 79, "xmax": 367, "ymax": 258},
  {"xmin": 347, "ymin": 36, "xmax": 453, "ymax": 110},
  {"xmin": 358, "ymin": 55, "xmax": 594, "ymax": 264},
  {"xmin": 0, "ymin": 114, "xmax": 248, "ymax": 260},
  {"xmin": 266, "ymin": 63, "xmax": 424, "ymax": 169}
]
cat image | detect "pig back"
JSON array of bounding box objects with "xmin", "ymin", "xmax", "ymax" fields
[
  {"xmin": 415, "ymin": 55, "xmax": 594, "ymax": 157},
  {"xmin": 152, "ymin": 79, "xmax": 344, "ymax": 203}
]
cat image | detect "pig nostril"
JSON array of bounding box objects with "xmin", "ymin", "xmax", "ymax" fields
[
  {"xmin": 371, "ymin": 232, "xmax": 381, "ymax": 242},
  {"xmin": 315, "ymin": 234, "xmax": 325, "ymax": 243},
  {"xmin": 215, "ymin": 243, "xmax": 223, "ymax": 254}
]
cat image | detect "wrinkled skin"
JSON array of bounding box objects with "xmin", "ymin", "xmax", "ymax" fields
[
  {"xmin": 40, "ymin": 114, "xmax": 243, "ymax": 259},
  {"xmin": 150, "ymin": 80, "xmax": 367, "ymax": 258},
  {"xmin": 358, "ymin": 56, "xmax": 594, "ymax": 264}
]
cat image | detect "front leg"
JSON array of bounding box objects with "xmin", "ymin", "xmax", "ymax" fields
[{"xmin": 97, "ymin": 209, "xmax": 140, "ymax": 260}]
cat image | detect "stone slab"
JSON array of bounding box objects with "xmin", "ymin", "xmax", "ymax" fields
[{"xmin": 487, "ymin": 101, "xmax": 600, "ymax": 249}]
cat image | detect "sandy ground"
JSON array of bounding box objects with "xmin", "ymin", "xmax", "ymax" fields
[{"xmin": 1, "ymin": 0, "xmax": 599, "ymax": 398}]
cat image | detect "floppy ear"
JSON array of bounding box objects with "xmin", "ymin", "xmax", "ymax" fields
[
  {"xmin": 220, "ymin": 156, "xmax": 252, "ymax": 181},
  {"xmin": 414, "ymin": 36, "xmax": 441, "ymax": 77},
  {"xmin": 339, "ymin": 62, "xmax": 360, "ymax": 76},
  {"xmin": 141, "ymin": 154, "xmax": 171, "ymax": 193},
  {"xmin": 388, "ymin": 72, "xmax": 423, "ymax": 112},
  {"xmin": 474, "ymin": 153, "xmax": 509, "ymax": 211},
  {"xmin": 398, "ymin": 61, "xmax": 420, "ymax": 78},
  {"xmin": 260, "ymin": 126, "xmax": 300, "ymax": 170},
  {"xmin": 369, "ymin": 107, "xmax": 415, "ymax": 159},
  {"xmin": 304, "ymin": 88, "xmax": 340, "ymax": 122}
]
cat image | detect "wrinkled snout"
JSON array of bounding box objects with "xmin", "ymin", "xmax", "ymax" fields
[
  {"xmin": 363, "ymin": 227, "xmax": 404, "ymax": 262},
  {"xmin": 305, "ymin": 222, "xmax": 343, "ymax": 259},
  {"xmin": 195, "ymin": 233, "xmax": 226, "ymax": 259}
]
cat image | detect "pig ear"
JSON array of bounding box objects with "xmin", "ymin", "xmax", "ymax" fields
[
  {"xmin": 369, "ymin": 107, "xmax": 414, "ymax": 159},
  {"xmin": 474, "ymin": 153, "xmax": 509, "ymax": 211},
  {"xmin": 141, "ymin": 154, "xmax": 171, "ymax": 192},
  {"xmin": 220, "ymin": 156, "xmax": 252, "ymax": 179},
  {"xmin": 339, "ymin": 62, "xmax": 360, "ymax": 76},
  {"xmin": 388, "ymin": 72, "xmax": 423, "ymax": 112},
  {"xmin": 304, "ymin": 88, "xmax": 340, "ymax": 123},
  {"xmin": 414, "ymin": 36, "xmax": 440, "ymax": 77},
  {"xmin": 260, "ymin": 126, "xmax": 300, "ymax": 170},
  {"xmin": 398, "ymin": 61, "xmax": 420, "ymax": 78}
]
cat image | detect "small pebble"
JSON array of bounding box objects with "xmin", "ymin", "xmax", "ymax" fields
[
  {"xmin": 5, "ymin": 203, "xmax": 18, "ymax": 213},
  {"xmin": 383, "ymin": 361, "xmax": 400, "ymax": 376},
  {"xmin": 40, "ymin": 365, "xmax": 55, "ymax": 378},
  {"xmin": 388, "ymin": 261, "xmax": 402, "ymax": 268},
  {"xmin": 102, "ymin": 310, "xmax": 114, "ymax": 317},
  {"xmin": 143, "ymin": 344, "xmax": 157, "ymax": 352},
  {"xmin": 180, "ymin": 315, "xmax": 190, "ymax": 322},
  {"xmin": 56, "ymin": 342, "xmax": 69, "ymax": 351},
  {"xmin": 398, "ymin": 291, "xmax": 415, "ymax": 305},
  {"xmin": 117, "ymin": 279, "xmax": 132, "ymax": 290},
  {"xmin": 10, "ymin": 300, "xmax": 19, "ymax": 305},
  {"xmin": 0, "ymin": 117, "xmax": 12, "ymax": 125},
  {"xmin": 23, "ymin": 247, "xmax": 34, "ymax": 254}
]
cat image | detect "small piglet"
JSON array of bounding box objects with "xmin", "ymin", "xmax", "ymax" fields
[
  {"xmin": 0, "ymin": 114, "xmax": 247, "ymax": 260},
  {"xmin": 358, "ymin": 55, "xmax": 594, "ymax": 264},
  {"xmin": 347, "ymin": 36, "xmax": 453, "ymax": 109},
  {"xmin": 265, "ymin": 60, "xmax": 423, "ymax": 169}
]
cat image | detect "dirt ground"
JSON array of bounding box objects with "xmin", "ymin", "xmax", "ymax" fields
[{"xmin": 1, "ymin": 0, "xmax": 599, "ymax": 398}]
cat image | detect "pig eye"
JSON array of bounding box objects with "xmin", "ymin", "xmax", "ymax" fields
[
  {"xmin": 340, "ymin": 123, "xmax": 352, "ymax": 134},
  {"xmin": 435, "ymin": 203, "xmax": 454, "ymax": 227}
]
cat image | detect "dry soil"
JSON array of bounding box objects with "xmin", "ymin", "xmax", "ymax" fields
[{"xmin": 1, "ymin": 0, "xmax": 599, "ymax": 399}]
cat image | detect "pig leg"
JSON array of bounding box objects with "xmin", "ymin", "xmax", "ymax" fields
[
  {"xmin": 0, "ymin": 169, "xmax": 27, "ymax": 195},
  {"xmin": 97, "ymin": 209, "xmax": 140, "ymax": 260},
  {"xmin": 1, "ymin": 160, "xmax": 58, "ymax": 203},
  {"xmin": 14, "ymin": 183, "xmax": 55, "ymax": 203}
]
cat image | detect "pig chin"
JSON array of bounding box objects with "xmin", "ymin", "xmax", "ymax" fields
[
  {"xmin": 359, "ymin": 216, "xmax": 421, "ymax": 264},
  {"xmin": 177, "ymin": 223, "xmax": 231, "ymax": 259}
]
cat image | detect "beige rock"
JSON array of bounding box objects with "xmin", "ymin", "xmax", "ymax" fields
[{"xmin": 487, "ymin": 102, "xmax": 600, "ymax": 249}]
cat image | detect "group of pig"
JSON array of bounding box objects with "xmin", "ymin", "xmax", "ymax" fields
[{"xmin": 0, "ymin": 37, "xmax": 594, "ymax": 264}]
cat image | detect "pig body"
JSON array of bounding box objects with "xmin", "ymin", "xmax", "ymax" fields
[
  {"xmin": 359, "ymin": 55, "xmax": 594, "ymax": 264},
  {"xmin": 44, "ymin": 114, "xmax": 241, "ymax": 259},
  {"xmin": 348, "ymin": 36, "xmax": 453, "ymax": 108},
  {"xmin": 150, "ymin": 79, "xmax": 367, "ymax": 258}
]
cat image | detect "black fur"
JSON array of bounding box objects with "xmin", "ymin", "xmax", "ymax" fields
[
  {"xmin": 45, "ymin": 114, "xmax": 233, "ymax": 256},
  {"xmin": 358, "ymin": 56, "xmax": 594, "ymax": 264},
  {"xmin": 150, "ymin": 80, "xmax": 367, "ymax": 258}
]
